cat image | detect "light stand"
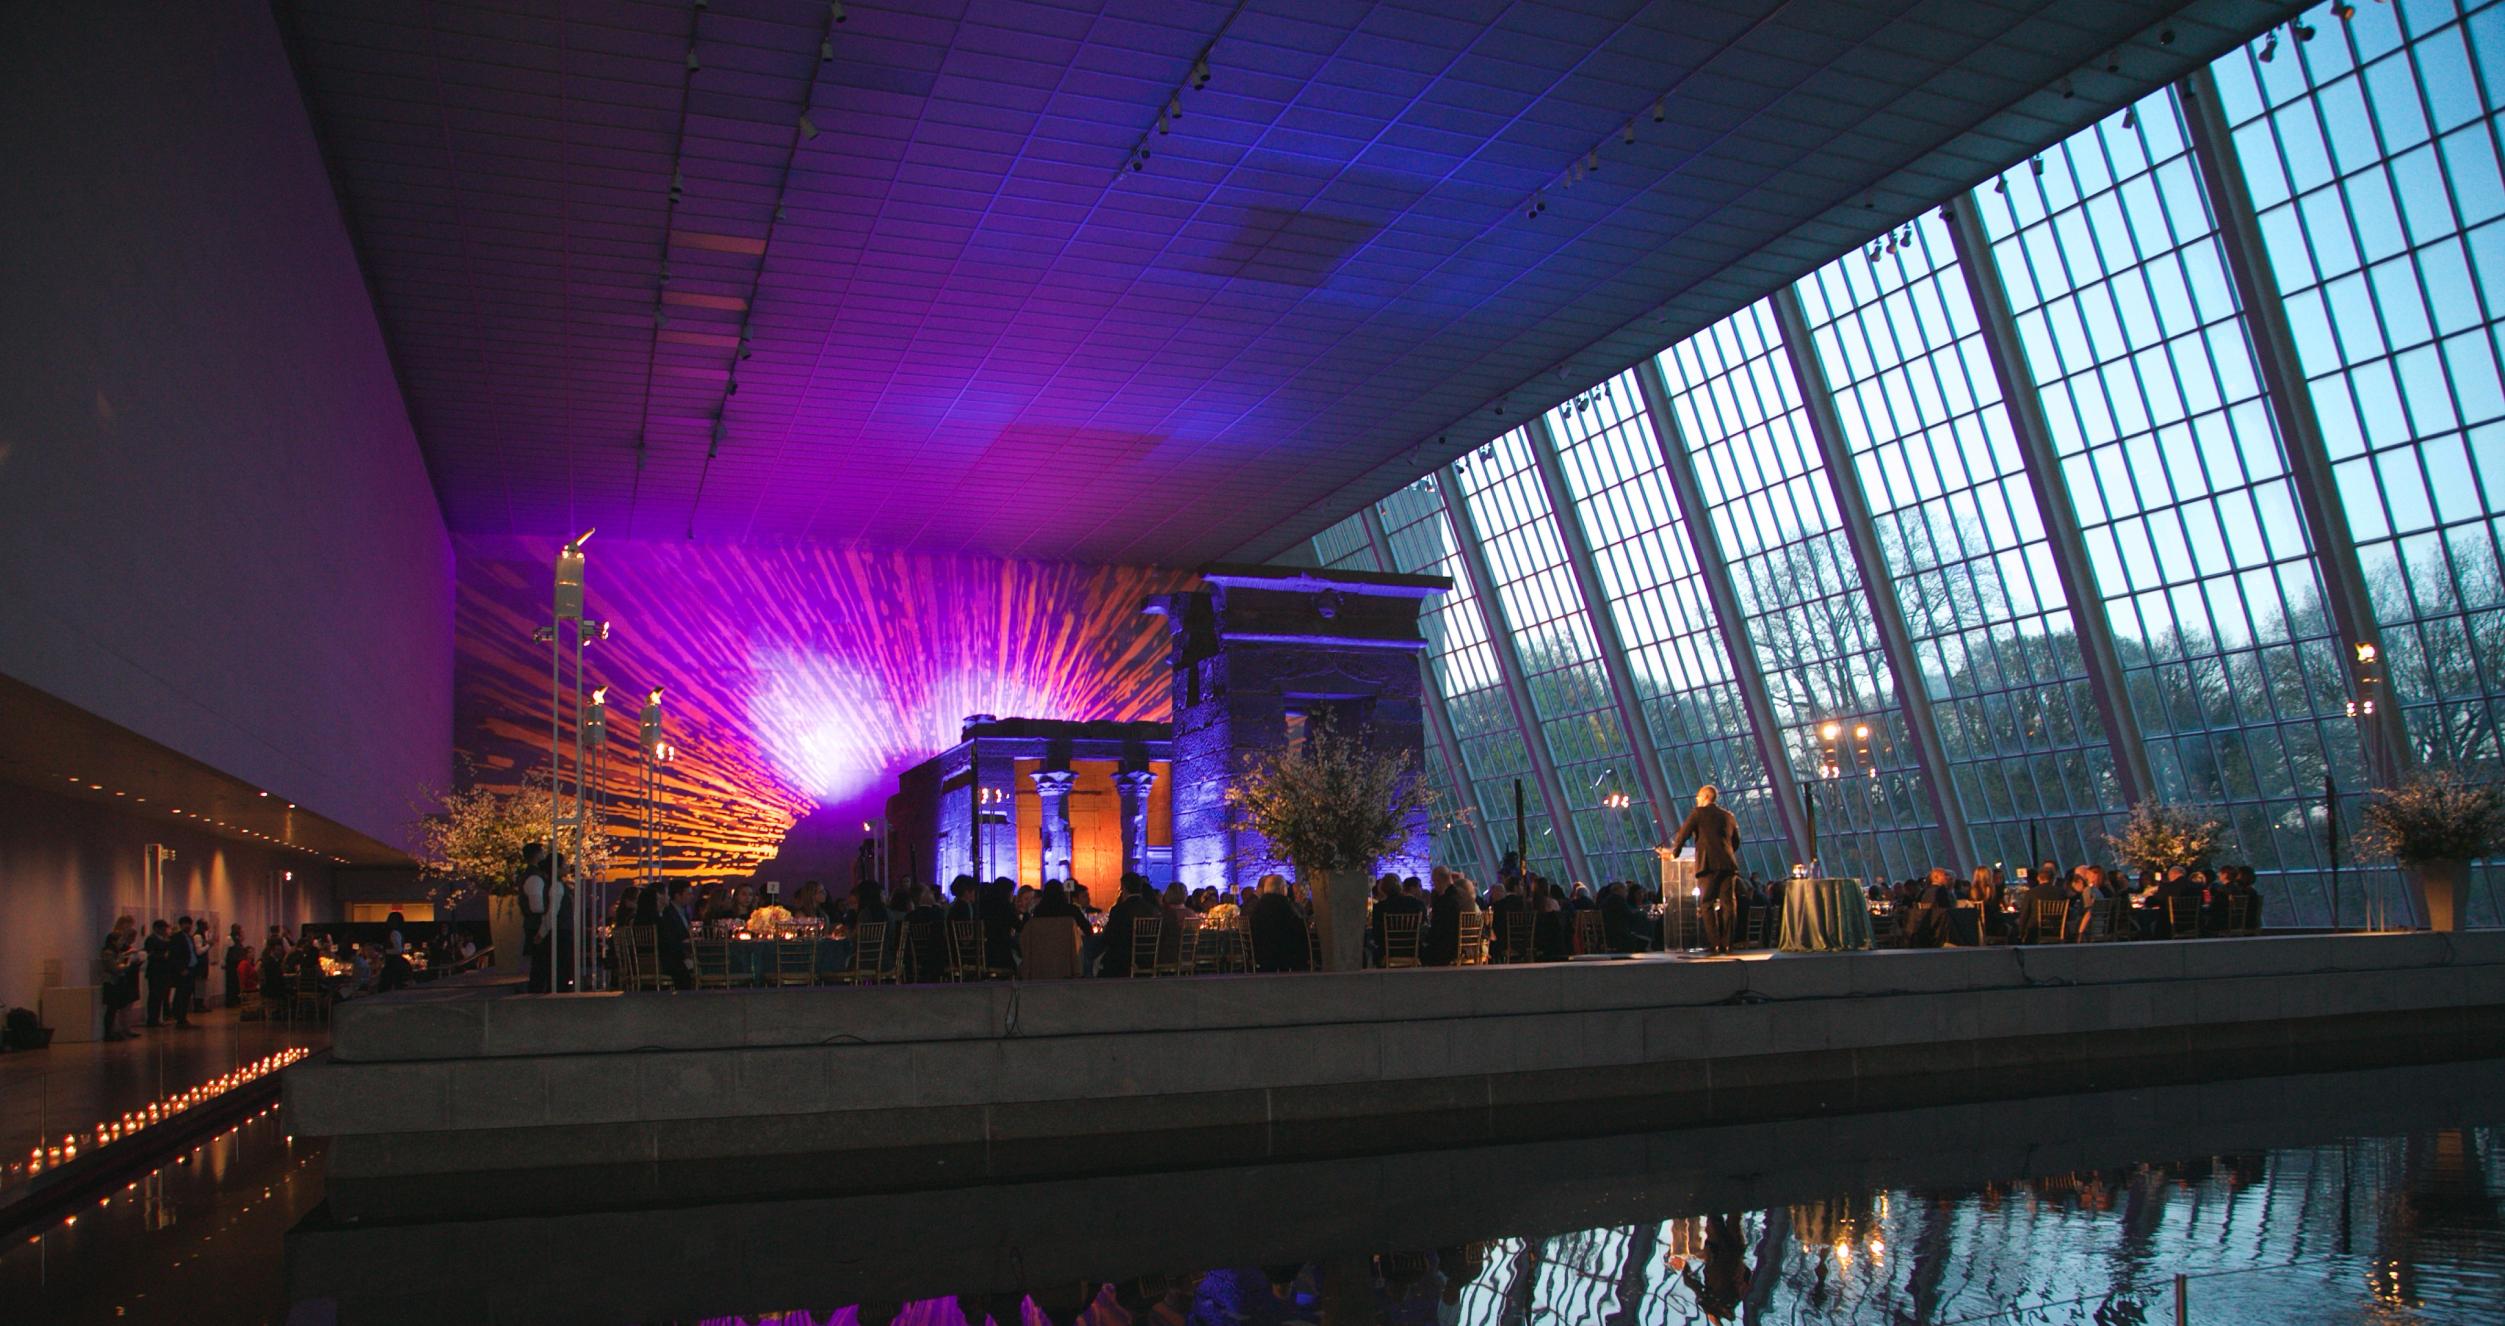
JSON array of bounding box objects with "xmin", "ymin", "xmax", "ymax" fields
[
  {"xmin": 639, "ymin": 688, "xmax": 670, "ymax": 906},
  {"xmin": 543, "ymin": 529, "xmax": 607, "ymax": 994},
  {"xmin": 1852, "ymin": 723, "xmax": 1876, "ymax": 891},
  {"xmin": 583, "ymin": 687, "xmax": 609, "ymax": 988}
]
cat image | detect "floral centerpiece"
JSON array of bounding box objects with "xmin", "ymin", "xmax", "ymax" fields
[
  {"xmin": 2358, "ymin": 769, "xmax": 2503, "ymax": 932},
  {"xmin": 2105, "ymin": 800, "xmax": 2224, "ymax": 876},
  {"xmin": 1226, "ymin": 715, "xmax": 1428, "ymax": 972}
]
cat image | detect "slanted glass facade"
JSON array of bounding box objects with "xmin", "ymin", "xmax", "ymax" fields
[
  {"xmin": 1299, "ymin": 2, "xmax": 2505, "ymax": 927},
  {"xmin": 1547, "ymin": 371, "xmax": 1789, "ymax": 878},
  {"xmin": 1453, "ymin": 429, "xmax": 1655, "ymax": 881}
]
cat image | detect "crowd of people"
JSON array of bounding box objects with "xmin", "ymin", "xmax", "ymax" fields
[
  {"xmin": 1854, "ymin": 861, "xmax": 2269, "ymax": 945},
  {"xmin": 95, "ymin": 912, "xmax": 485, "ymax": 1037}
]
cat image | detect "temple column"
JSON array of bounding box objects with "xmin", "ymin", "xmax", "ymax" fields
[
  {"xmin": 1113, "ymin": 768, "xmax": 1157, "ymax": 881},
  {"xmin": 1032, "ymin": 769, "xmax": 1076, "ymax": 882}
]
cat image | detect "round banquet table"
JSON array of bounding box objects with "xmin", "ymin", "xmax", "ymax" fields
[
  {"xmin": 1778, "ymin": 878, "xmax": 1876, "ymax": 953},
  {"xmin": 723, "ymin": 937, "xmax": 856, "ymax": 983}
]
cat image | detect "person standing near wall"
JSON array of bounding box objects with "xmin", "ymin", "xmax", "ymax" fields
[{"xmin": 143, "ymin": 919, "xmax": 187, "ymax": 1029}]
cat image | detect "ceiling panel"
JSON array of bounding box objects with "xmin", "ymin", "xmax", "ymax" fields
[{"xmin": 278, "ymin": 0, "xmax": 2298, "ymax": 565}]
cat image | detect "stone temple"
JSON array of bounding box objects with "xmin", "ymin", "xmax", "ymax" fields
[{"xmin": 888, "ymin": 564, "xmax": 1450, "ymax": 893}]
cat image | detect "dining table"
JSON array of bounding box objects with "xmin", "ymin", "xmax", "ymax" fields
[{"xmin": 1778, "ymin": 877, "xmax": 1876, "ymax": 952}]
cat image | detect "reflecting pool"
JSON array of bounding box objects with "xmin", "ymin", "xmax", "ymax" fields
[{"xmin": 13, "ymin": 1059, "xmax": 2504, "ymax": 1324}]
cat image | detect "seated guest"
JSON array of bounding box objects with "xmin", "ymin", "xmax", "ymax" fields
[
  {"xmin": 976, "ymin": 877, "xmax": 1019, "ymax": 970},
  {"xmin": 1012, "ymin": 885, "xmax": 1040, "ymax": 920},
  {"xmin": 656, "ymin": 878, "xmax": 697, "ymax": 990},
  {"xmin": 1372, "ymin": 873, "xmax": 1427, "ymax": 964},
  {"xmin": 899, "ymin": 883, "xmax": 949, "ymax": 981},
  {"xmin": 1029, "ymin": 880, "xmax": 1091, "ymax": 933},
  {"xmin": 1905, "ymin": 869, "xmax": 1958, "ymax": 947},
  {"xmin": 944, "ymin": 875, "xmax": 977, "ymax": 923},
  {"xmin": 850, "ymin": 879, "xmax": 892, "ymax": 930},
  {"xmin": 1098, "ymin": 874, "xmax": 1162, "ymax": 977},
  {"xmin": 1968, "ymin": 866, "xmax": 2008, "ymax": 939},
  {"xmin": 1565, "ymin": 881, "xmax": 1596, "ymax": 912},
  {"xmin": 1425, "ymin": 869, "xmax": 1463, "ymax": 966},
  {"xmin": 1531, "ymin": 878, "xmax": 1570, "ymax": 961},
  {"xmin": 1598, "ymin": 881, "xmax": 1651, "ymax": 953},
  {"xmin": 1248, "ymin": 874, "xmax": 1311, "ymax": 972},
  {"xmin": 791, "ymin": 880, "xmax": 829, "ymax": 923}
]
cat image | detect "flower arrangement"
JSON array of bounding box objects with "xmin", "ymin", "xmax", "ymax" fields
[
  {"xmin": 1226, "ymin": 715, "xmax": 1428, "ymax": 877},
  {"xmin": 2358, "ymin": 768, "xmax": 2505, "ymax": 865},
  {"xmin": 2106, "ymin": 800, "xmax": 2225, "ymax": 873},
  {"xmin": 408, "ymin": 768, "xmax": 614, "ymax": 903}
]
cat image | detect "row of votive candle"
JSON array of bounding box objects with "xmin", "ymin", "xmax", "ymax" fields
[{"xmin": 17, "ymin": 1047, "xmax": 308, "ymax": 1176}]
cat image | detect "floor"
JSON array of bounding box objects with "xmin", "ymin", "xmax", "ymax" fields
[{"xmin": 0, "ymin": 1002, "xmax": 326, "ymax": 1192}]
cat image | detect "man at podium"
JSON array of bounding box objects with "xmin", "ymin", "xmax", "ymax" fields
[{"xmin": 1669, "ymin": 784, "xmax": 1742, "ymax": 955}]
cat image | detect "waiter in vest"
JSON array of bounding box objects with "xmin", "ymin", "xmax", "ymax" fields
[{"xmin": 1669, "ymin": 784, "xmax": 1742, "ymax": 956}]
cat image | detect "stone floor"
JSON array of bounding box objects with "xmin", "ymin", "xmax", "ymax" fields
[{"xmin": 0, "ymin": 1004, "xmax": 326, "ymax": 1190}]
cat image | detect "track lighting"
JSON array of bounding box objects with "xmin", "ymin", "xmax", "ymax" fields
[
  {"xmin": 820, "ymin": 39, "xmax": 833, "ymax": 61},
  {"xmin": 1622, "ymin": 120, "xmax": 1635, "ymax": 145},
  {"xmin": 2059, "ymin": 77, "xmax": 2075, "ymax": 100},
  {"xmin": 1585, "ymin": 147, "xmax": 1598, "ymax": 172},
  {"xmin": 2293, "ymin": 19, "xmax": 2315, "ymax": 42},
  {"xmin": 2334, "ymin": 2, "xmax": 2356, "ymax": 19},
  {"xmin": 2259, "ymin": 30, "xmax": 2277, "ymax": 62},
  {"xmin": 1156, "ymin": 107, "xmax": 1168, "ymax": 134},
  {"xmin": 1191, "ymin": 54, "xmax": 1210, "ymax": 88},
  {"xmin": 2029, "ymin": 155, "xmax": 2045, "ymax": 177}
]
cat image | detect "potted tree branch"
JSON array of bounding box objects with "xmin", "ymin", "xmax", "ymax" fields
[
  {"xmin": 2359, "ymin": 769, "xmax": 2503, "ymax": 933},
  {"xmin": 410, "ymin": 771, "xmax": 612, "ymax": 970},
  {"xmin": 1227, "ymin": 715, "xmax": 1428, "ymax": 973}
]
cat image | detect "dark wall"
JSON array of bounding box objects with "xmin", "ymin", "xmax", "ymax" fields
[{"xmin": 0, "ymin": 1, "xmax": 454, "ymax": 849}]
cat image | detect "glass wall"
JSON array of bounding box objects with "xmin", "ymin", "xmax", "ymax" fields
[
  {"xmin": 2218, "ymin": 0, "xmax": 2505, "ymax": 780},
  {"xmin": 1796, "ymin": 210, "xmax": 2126, "ymax": 869},
  {"xmin": 1974, "ymin": 82, "xmax": 2365, "ymax": 901},
  {"xmin": 1453, "ymin": 429, "xmax": 1655, "ymax": 881},
  {"xmin": 1303, "ymin": 0, "xmax": 2505, "ymax": 924},
  {"xmin": 1547, "ymin": 370, "xmax": 1791, "ymax": 878},
  {"xmin": 1656, "ymin": 301, "xmax": 1943, "ymax": 883},
  {"xmin": 1377, "ymin": 478, "xmax": 1565, "ymax": 877}
]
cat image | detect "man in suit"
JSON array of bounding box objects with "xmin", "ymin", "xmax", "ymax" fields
[
  {"xmin": 1370, "ymin": 873, "xmax": 1427, "ymax": 965},
  {"xmin": 657, "ymin": 878, "xmax": 697, "ymax": 990},
  {"xmin": 1669, "ymin": 784, "xmax": 1742, "ymax": 955}
]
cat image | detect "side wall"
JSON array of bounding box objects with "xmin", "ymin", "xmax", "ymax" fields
[
  {"xmin": 0, "ymin": 1, "xmax": 453, "ymax": 848},
  {"xmin": 0, "ymin": 780, "xmax": 332, "ymax": 1016}
]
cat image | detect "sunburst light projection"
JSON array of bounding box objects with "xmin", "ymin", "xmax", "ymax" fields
[{"xmin": 456, "ymin": 536, "xmax": 1187, "ymax": 880}]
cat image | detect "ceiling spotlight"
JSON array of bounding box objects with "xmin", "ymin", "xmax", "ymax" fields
[
  {"xmin": 2159, "ymin": 28, "xmax": 2176, "ymax": 45},
  {"xmin": 830, "ymin": 0, "xmax": 845, "ymax": 22},
  {"xmin": 2333, "ymin": 2, "xmax": 2356, "ymax": 19},
  {"xmin": 1156, "ymin": 107, "xmax": 1169, "ymax": 135},
  {"xmin": 1190, "ymin": 54, "xmax": 1210, "ymax": 88},
  {"xmin": 1652, "ymin": 96, "xmax": 1665, "ymax": 123},
  {"xmin": 1168, "ymin": 94, "xmax": 1182, "ymax": 122},
  {"xmin": 2104, "ymin": 51, "xmax": 2121, "ymax": 74},
  {"xmin": 1994, "ymin": 175, "xmax": 2008, "ymax": 195},
  {"xmin": 820, "ymin": 38, "xmax": 833, "ymax": 61},
  {"xmin": 685, "ymin": 47, "xmax": 700, "ymax": 73},
  {"xmin": 2122, "ymin": 103, "xmax": 2137, "ymax": 129},
  {"xmin": 798, "ymin": 113, "xmax": 819, "ymax": 140},
  {"xmin": 1585, "ymin": 148, "xmax": 1598, "ymax": 172},
  {"xmin": 2059, "ymin": 77, "xmax": 2075, "ymax": 100},
  {"xmin": 2029, "ymin": 155, "xmax": 2045, "ymax": 177},
  {"xmin": 2259, "ymin": 30, "xmax": 2278, "ymax": 62},
  {"xmin": 2293, "ymin": 19, "xmax": 2315, "ymax": 42},
  {"xmin": 1622, "ymin": 120, "xmax": 1635, "ymax": 145}
]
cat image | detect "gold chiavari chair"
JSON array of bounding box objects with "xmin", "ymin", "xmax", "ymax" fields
[
  {"xmin": 1495, "ymin": 912, "xmax": 1536, "ymax": 964},
  {"xmin": 1381, "ymin": 912, "xmax": 1425, "ymax": 968},
  {"xmin": 833, "ymin": 922, "xmax": 889, "ymax": 986},
  {"xmin": 947, "ymin": 920, "xmax": 989, "ymax": 981},
  {"xmin": 772, "ymin": 940, "xmax": 817, "ymax": 988},
  {"xmin": 1456, "ymin": 912, "xmax": 1489, "ymax": 965},
  {"xmin": 1569, "ymin": 910, "xmax": 1604, "ymax": 957},
  {"xmin": 2030, "ymin": 898, "xmax": 2072, "ymax": 945},
  {"xmin": 2165, "ymin": 895, "xmax": 2203, "ymax": 940},
  {"xmin": 693, "ymin": 938, "xmax": 736, "ymax": 989},
  {"xmin": 1127, "ymin": 916, "xmax": 1164, "ymax": 977}
]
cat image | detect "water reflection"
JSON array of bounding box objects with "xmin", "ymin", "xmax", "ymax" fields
[
  {"xmin": 35, "ymin": 1057, "xmax": 2462, "ymax": 1326},
  {"xmin": 639, "ymin": 1126, "xmax": 2496, "ymax": 1326}
]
